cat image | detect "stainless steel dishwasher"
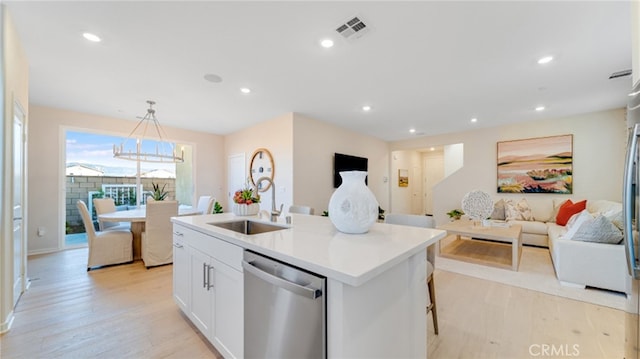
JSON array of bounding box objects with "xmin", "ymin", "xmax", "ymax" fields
[{"xmin": 242, "ymin": 250, "xmax": 326, "ymax": 359}]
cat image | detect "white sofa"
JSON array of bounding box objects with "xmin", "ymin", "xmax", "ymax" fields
[{"xmin": 494, "ymin": 197, "xmax": 631, "ymax": 294}]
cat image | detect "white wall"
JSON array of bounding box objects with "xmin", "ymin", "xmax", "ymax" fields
[
  {"xmin": 292, "ymin": 114, "xmax": 390, "ymax": 215},
  {"xmin": 390, "ymin": 109, "xmax": 627, "ymax": 226},
  {"xmin": 224, "ymin": 113, "xmax": 294, "ymax": 213},
  {"xmin": 443, "ymin": 143, "xmax": 463, "ymax": 177},
  {"xmin": 27, "ymin": 105, "xmax": 225, "ymax": 254}
]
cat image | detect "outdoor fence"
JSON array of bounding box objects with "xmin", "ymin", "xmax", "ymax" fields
[{"xmin": 65, "ymin": 175, "xmax": 175, "ymax": 232}]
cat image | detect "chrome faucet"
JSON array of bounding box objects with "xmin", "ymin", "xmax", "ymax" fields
[{"xmin": 254, "ymin": 176, "xmax": 283, "ymax": 222}]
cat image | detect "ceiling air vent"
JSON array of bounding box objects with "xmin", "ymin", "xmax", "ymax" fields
[
  {"xmin": 335, "ymin": 16, "xmax": 370, "ymax": 41},
  {"xmin": 609, "ymin": 69, "xmax": 632, "ymax": 79}
]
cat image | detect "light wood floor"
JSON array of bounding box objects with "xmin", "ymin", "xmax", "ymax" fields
[{"xmin": 0, "ymin": 248, "xmax": 626, "ymax": 358}]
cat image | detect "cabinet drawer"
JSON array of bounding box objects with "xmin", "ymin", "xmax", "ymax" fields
[{"xmin": 173, "ymin": 224, "xmax": 243, "ymax": 271}]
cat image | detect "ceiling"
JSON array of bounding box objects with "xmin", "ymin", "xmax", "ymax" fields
[{"xmin": 4, "ymin": 1, "xmax": 634, "ymax": 142}]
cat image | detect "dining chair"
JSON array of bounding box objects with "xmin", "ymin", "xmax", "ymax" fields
[
  {"xmin": 206, "ymin": 197, "xmax": 216, "ymax": 214},
  {"xmin": 384, "ymin": 213, "xmax": 439, "ymax": 335},
  {"xmin": 141, "ymin": 200, "xmax": 178, "ymax": 268},
  {"xmin": 77, "ymin": 200, "xmax": 133, "ymax": 271},
  {"xmin": 289, "ymin": 205, "xmax": 314, "ymax": 215},
  {"xmin": 93, "ymin": 197, "xmax": 131, "ymax": 231},
  {"xmin": 196, "ymin": 195, "xmax": 213, "ymax": 214}
]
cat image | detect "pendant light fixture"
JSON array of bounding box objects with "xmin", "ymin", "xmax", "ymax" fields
[{"xmin": 113, "ymin": 100, "xmax": 184, "ymax": 163}]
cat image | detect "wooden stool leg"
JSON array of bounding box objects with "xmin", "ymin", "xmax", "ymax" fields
[{"xmin": 427, "ymin": 274, "xmax": 439, "ymax": 335}]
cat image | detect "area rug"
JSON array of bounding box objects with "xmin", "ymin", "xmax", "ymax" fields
[{"xmin": 435, "ymin": 245, "xmax": 628, "ymax": 311}]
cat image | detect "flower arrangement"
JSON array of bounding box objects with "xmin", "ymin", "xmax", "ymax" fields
[{"xmin": 233, "ymin": 188, "xmax": 260, "ymax": 205}]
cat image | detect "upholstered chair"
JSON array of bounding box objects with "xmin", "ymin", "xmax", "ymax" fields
[
  {"xmin": 93, "ymin": 197, "xmax": 130, "ymax": 231},
  {"xmin": 141, "ymin": 200, "xmax": 178, "ymax": 268},
  {"xmin": 77, "ymin": 200, "xmax": 133, "ymax": 271},
  {"xmin": 196, "ymin": 195, "xmax": 213, "ymax": 214}
]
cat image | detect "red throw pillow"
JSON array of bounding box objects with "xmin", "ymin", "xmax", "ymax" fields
[{"xmin": 556, "ymin": 200, "xmax": 587, "ymax": 226}]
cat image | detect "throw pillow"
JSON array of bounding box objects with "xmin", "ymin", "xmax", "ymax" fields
[
  {"xmin": 505, "ymin": 198, "xmax": 533, "ymax": 221},
  {"xmin": 556, "ymin": 199, "xmax": 587, "ymax": 226},
  {"xmin": 491, "ymin": 199, "xmax": 506, "ymax": 220},
  {"xmin": 562, "ymin": 210, "xmax": 593, "ymax": 240},
  {"xmin": 551, "ymin": 199, "xmax": 571, "ymax": 221},
  {"xmin": 571, "ymin": 214, "xmax": 623, "ymax": 244},
  {"xmin": 603, "ymin": 209, "xmax": 624, "ymax": 231}
]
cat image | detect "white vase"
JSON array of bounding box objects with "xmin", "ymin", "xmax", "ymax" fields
[
  {"xmin": 328, "ymin": 171, "xmax": 379, "ymax": 234},
  {"xmin": 233, "ymin": 203, "xmax": 260, "ymax": 216}
]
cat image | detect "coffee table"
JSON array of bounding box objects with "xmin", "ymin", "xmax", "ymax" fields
[{"xmin": 437, "ymin": 220, "xmax": 523, "ymax": 271}]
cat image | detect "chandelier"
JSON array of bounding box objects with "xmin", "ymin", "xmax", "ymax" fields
[{"xmin": 113, "ymin": 100, "xmax": 184, "ymax": 163}]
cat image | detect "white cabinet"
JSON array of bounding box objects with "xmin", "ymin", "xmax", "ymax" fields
[
  {"xmin": 172, "ymin": 224, "xmax": 243, "ymax": 359},
  {"xmin": 212, "ymin": 258, "xmax": 243, "ymax": 358},
  {"xmin": 189, "ymin": 247, "xmax": 214, "ymax": 338},
  {"xmin": 172, "ymin": 234, "xmax": 189, "ymax": 312}
]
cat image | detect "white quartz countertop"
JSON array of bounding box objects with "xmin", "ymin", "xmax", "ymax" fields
[{"xmin": 172, "ymin": 213, "xmax": 446, "ymax": 287}]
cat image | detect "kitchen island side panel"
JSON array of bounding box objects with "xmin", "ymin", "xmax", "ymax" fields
[{"xmin": 327, "ymin": 251, "xmax": 428, "ymax": 358}]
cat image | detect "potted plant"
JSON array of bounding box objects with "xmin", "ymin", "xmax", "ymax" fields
[
  {"xmin": 213, "ymin": 201, "xmax": 224, "ymax": 214},
  {"xmin": 232, "ymin": 187, "xmax": 260, "ymax": 216},
  {"xmin": 446, "ymin": 209, "xmax": 464, "ymax": 221},
  {"xmin": 151, "ymin": 182, "xmax": 169, "ymax": 201}
]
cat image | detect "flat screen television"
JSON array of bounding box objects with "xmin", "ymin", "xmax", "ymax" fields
[{"xmin": 334, "ymin": 153, "xmax": 368, "ymax": 187}]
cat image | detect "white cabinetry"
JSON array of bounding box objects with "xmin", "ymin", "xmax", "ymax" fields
[
  {"xmin": 212, "ymin": 258, "xmax": 243, "ymax": 357},
  {"xmin": 172, "ymin": 224, "xmax": 243, "ymax": 358},
  {"xmin": 189, "ymin": 247, "xmax": 214, "ymax": 337},
  {"xmin": 172, "ymin": 234, "xmax": 189, "ymax": 312}
]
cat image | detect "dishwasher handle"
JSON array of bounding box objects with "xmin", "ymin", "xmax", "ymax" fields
[{"xmin": 242, "ymin": 260, "xmax": 322, "ymax": 299}]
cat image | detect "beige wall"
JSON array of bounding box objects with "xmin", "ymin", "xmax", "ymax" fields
[
  {"xmin": 390, "ymin": 108, "xmax": 627, "ymax": 226},
  {"xmin": 27, "ymin": 105, "xmax": 225, "ymax": 254},
  {"xmin": 390, "ymin": 149, "xmax": 422, "ymax": 214},
  {"xmin": 292, "ymin": 114, "xmax": 390, "ymax": 215},
  {"xmin": 224, "ymin": 113, "xmax": 294, "ymax": 213},
  {"xmin": 223, "ymin": 113, "xmax": 390, "ymax": 216},
  {"xmin": 1, "ymin": 5, "xmax": 29, "ymax": 333}
]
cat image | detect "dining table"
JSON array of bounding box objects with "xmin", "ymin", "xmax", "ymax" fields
[{"xmin": 98, "ymin": 205, "xmax": 201, "ymax": 260}]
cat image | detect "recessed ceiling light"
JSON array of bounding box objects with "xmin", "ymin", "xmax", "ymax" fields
[
  {"xmin": 240, "ymin": 88, "xmax": 251, "ymax": 94},
  {"xmin": 320, "ymin": 39, "xmax": 334, "ymax": 48},
  {"xmin": 409, "ymin": 128, "xmax": 416, "ymax": 133},
  {"xmin": 362, "ymin": 105, "xmax": 371, "ymax": 111},
  {"xmin": 535, "ymin": 106, "xmax": 545, "ymax": 111},
  {"xmin": 82, "ymin": 32, "xmax": 101, "ymax": 42},
  {"xmin": 537, "ymin": 56, "xmax": 553, "ymax": 64},
  {"xmin": 430, "ymin": 147, "xmax": 435, "ymax": 151},
  {"xmin": 470, "ymin": 118, "xmax": 478, "ymax": 123}
]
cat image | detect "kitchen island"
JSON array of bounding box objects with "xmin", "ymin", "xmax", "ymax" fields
[{"xmin": 172, "ymin": 213, "xmax": 446, "ymax": 358}]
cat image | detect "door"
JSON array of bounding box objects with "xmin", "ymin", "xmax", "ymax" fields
[
  {"xmin": 227, "ymin": 153, "xmax": 246, "ymax": 205},
  {"xmin": 12, "ymin": 103, "xmax": 26, "ymax": 307},
  {"xmin": 411, "ymin": 166, "xmax": 423, "ymax": 214}
]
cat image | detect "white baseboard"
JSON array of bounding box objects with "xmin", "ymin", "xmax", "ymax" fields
[{"xmin": 559, "ymin": 280, "xmax": 587, "ymax": 289}]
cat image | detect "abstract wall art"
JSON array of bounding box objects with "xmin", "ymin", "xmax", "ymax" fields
[{"xmin": 497, "ymin": 134, "xmax": 573, "ymax": 194}]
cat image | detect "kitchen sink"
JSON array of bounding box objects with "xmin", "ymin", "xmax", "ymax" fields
[{"xmin": 208, "ymin": 220, "xmax": 288, "ymax": 235}]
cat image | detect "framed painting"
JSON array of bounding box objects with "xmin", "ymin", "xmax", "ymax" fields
[
  {"xmin": 398, "ymin": 169, "xmax": 409, "ymax": 187},
  {"xmin": 497, "ymin": 134, "xmax": 573, "ymax": 194}
]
